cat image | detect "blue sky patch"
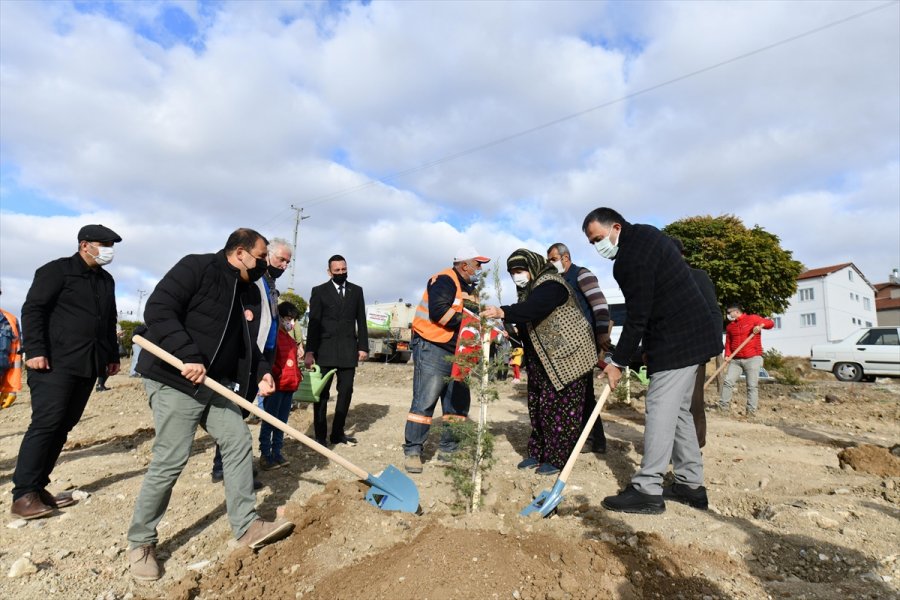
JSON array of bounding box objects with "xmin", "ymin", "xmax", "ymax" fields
[
  {"xmin": 0, "ymin": 165, "xmax": 78, "ymax": 217},
  {"xmin": 72, "ymin": 0, "xmax": 213, "ymax": 52}
]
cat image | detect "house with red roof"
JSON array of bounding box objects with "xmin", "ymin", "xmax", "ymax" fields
[
  {"xmin": 874, "ymin": 268, "xmax": 900, "ymax": 327},
  {"xmin": 764, "ymin": 263, "xmax": 878, "ymax": 356}
]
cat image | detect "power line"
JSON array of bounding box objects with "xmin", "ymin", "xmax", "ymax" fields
[{"xmin": 290, "ymin": 0, "xmax": 897, "ymax": 210}]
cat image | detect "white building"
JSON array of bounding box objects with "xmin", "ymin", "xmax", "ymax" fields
[{"xmin": 765, "ymin": 263, "xmax": 878, "ymax": 357}]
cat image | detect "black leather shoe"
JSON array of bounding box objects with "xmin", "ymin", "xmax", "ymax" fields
[
  {"xmin": 602, "ymin": 485, "xmax": 665, "ymax": 514},
  {"xmin": 211, "ymin": 470, "xmax": 224, "ymax": 483},
  {"xmin": 663, "ymin": 483, "xmax": 708, "ymax": 510},
  {"xmin": 331, "ymin": 435, "xmax": 357, "ymax": 447}
]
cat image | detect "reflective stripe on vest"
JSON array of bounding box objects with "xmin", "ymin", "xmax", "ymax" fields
[{"xmin": 411, "ymin": 268, "xmax": 464, "ymax": 344}]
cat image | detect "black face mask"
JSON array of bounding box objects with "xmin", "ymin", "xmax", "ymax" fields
[
  {"xmin": 246, "ymin": 257, "xmax": 268, "ymax": 283},
  {"xmin": 267, "ymin": 265, "xmax": 285, "ymax": 279},
  {"xmin": 332, "ymin": 273, "xmax": 348, "ymax": 285}
]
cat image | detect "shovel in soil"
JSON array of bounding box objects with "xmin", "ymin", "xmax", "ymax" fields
[
  {"xmin": 520, "ymin": 384, "xmax": 611, "ymax": 517},
  {"xmin": 133, "ymin": 336, "xmax": 419, "ymax": 514}
]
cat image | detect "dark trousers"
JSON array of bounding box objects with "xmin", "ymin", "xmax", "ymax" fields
[
  {"xmin": 581, "ymin": 378, "xmax": 607, "ymax": 444},
  {"xmin": 12, "ymin": 370, "xmax": 95, "ymax": 500},
  {"xmin": 314, "ymin": 366, "xmax": 355, "ymax": 443},
  {"xmin": 691, "ymin": 360, "xmax": 708, "ymax": 448}
]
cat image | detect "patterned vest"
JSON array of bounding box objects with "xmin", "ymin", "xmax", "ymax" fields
[{"xmin": 525, "ymin": 271, "xmax": 598, "ymax": 391}]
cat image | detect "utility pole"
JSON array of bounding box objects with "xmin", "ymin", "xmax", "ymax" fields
[
  {"xmin": 136, "ymin": 289, "xmax": 148, "ymax": 322},
  {"xmin": 287, "ymin": 205, "xmax": 310, "ymax": 293}
]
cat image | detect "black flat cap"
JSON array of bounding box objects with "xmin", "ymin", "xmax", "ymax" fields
[{"xmin": 77, "ymin": 224, "xmax": 122, "ymax": 243}]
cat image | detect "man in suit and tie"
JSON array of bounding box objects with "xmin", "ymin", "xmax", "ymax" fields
[{"xmin": 304, "ymin": 255, "xmax": 369, "ymax": 446}]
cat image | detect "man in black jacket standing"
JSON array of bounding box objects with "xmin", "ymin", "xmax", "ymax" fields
[
  {"xmin": 12, "ymin": 224, "xmax": 122, "ymax": 520},
  {"xmin": 304, "ymin": 254, "xmax": 369, "ymax": 446},
  {"xmin": 583, "ymin": 208, "xmax": 722, "ymax": 514},
  {"xmin": 127, "ymin": 229, "xmax": 293, "ymax": 581},
  {"xmin": 670, "ymin": 236, "xmax": 722, "ymax": 448}
]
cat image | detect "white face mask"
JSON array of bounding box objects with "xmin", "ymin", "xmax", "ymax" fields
[
  {"xmin": 551, "ymin": 260, "xmax": 564, "ymax": 273},
  {"xmin": 593, "ymin": 229, "xmax": 619, "ymax": 260},
  {"xmin": 89, "ymin": 244, "xmax": 115, "ymax": 265},
  {"xmin": 282, "ymin": 319, "xmax": 295, "ymax": 331},
  {"xmin": 512, "ymin": 272, "xmax": 530, "ymax": 288}
]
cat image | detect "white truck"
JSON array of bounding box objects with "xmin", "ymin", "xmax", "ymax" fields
[{"xmin": 365, "ymin": 302, "xmax": 417, "ymax": 363}]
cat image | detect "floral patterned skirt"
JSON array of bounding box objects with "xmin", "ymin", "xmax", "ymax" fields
[{"xmin": 525, "ymin": 354, "xmax": 589, "ymax": 468}]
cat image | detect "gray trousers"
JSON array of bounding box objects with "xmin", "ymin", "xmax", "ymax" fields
[
  {"xmin": 633, "ymin": 364, "xmax": 704, "ymax": 495},
  {"xmin": 719, "ymin": 354, "xmax": 763, "ymax": 412},
  {"xmin": 128, "ymin": 379, "xmax": 257, "ymax": 547}
]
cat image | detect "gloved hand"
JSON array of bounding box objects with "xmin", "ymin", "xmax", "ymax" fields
[{"xmin": 0, "ymin": 392, "xmax": 17, "ymax": 409}]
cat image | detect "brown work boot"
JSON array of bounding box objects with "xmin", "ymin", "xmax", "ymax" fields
[
  {"xmin": 128, "ymin": 544, "xmax": 161, "ymax": 581},
  {"xmin": 404, "ymin": 454, "xmax": 423, "ymax": 474},
  {"xmin": 237, "ymin": 518, "xmax": 294, "ymax": 550},
  {"xmin": 10, "ymin": 492, "xmax": 54, "ymax": 520}
]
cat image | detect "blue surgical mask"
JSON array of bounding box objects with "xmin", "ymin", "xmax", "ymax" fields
[{"xmin": 469, "ymin": 270, "xmax": 482, "ymax": 285}]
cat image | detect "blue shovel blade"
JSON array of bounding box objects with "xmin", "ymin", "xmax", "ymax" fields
[
  {"xmin": 520, "ymin": 479, "xmax": 566, "ymax": 517},
  {"xmin": 364, "ymin": 465, "xmax": 420, "ymax": 513}
]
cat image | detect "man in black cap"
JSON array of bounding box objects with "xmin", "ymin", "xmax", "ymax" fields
[{"xmin": 11, "ymin": 224, "xmax": 122, "ymax": 520}]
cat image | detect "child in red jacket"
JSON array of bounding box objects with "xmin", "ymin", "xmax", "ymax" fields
[{"xmin": 259, "ymin": 302, "xmax": 302, "ymax": 470}]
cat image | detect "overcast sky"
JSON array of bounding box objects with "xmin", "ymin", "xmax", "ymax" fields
[{"xmin": 1, "ymin": 0, "xmax": 898, "ymax": 320}]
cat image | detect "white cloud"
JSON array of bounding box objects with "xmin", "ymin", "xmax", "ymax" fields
[{"xmin": 1, "ymin": 0, "xmax": 897, "ymax": 322}]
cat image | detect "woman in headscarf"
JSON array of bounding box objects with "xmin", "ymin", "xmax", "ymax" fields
[{"xmin": 482, "ymin": 249, "xmax": 598, "ymax": 475}]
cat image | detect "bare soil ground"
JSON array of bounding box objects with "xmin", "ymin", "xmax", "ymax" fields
[{"xmin": 1, "ymin": 360, "xmax": 898, "ymax": 600}]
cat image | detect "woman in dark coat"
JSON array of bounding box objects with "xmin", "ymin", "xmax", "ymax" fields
[{"xmin": 482, "ymin": 249, "xmax": 598, "ymax": 475}]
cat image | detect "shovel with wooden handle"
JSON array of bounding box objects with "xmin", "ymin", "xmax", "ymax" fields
[
  {"xmin": 703, "ymin": 331, "xmax": 756, "ymax": 389},
  {"xmin": 520, "ymin": 384, "xmax": 612, "ymax": 517},
  {"xmin": 133, "ymin": 335, "xmax": 420, "ymax": 514}
]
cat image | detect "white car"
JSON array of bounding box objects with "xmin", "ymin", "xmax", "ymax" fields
[{"xmin": 810, "ymin": 327, "xmax": 900, "ymax": 382}]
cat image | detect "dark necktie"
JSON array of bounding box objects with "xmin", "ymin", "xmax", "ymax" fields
[{"xmin": 339, "ymin": 285, "xmax": 345, "ymax": 298}]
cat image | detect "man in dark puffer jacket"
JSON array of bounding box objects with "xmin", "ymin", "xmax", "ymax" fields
[{"xmin": 127, "ymin": 228, "xmax": 293, "ymax": 581}]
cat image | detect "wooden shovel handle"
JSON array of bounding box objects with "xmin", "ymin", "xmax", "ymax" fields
[
  {"xmin": 702, "ymin": 331, "xmax": 756, "ymax": 389},
  {"xmin": 133, "ymin": 335, "xmax": 370, "ymax": 480},
  {"xmin": 558, "ymin": 384, "xmax": 611, "ymax": 485}
]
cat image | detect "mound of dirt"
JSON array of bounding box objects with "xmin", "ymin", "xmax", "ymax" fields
[
  {"xmin": 2, "ymin": 365, "xmax": 898, "ymax": 600},
  {"xmin": 838, "ymin": 444, "xmax": 900, "ymax": 477},
  {"xmin": 173, "ymin": 480, "xmax": 724, "ymax": 600}
]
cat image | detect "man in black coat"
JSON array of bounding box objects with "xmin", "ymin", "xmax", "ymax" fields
[
  {"xmin": 127, "ymin": 229, "xmax": 293, "ymax": 581},
  {"xmin": 12, "ymin": 224, "xmax": 122, "ymax": 520},
  {"xmin": 670, "ymin": 236, "xmax": 722, "ymax": 448},
  {"xmin": 583, "ymin": 208, "xmax": 722, "ymax": 514},
  {"xmin": 304, "ymin": 254, "xmax": 369, "ymax": 446}
]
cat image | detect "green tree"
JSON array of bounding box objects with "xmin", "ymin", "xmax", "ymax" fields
[
  {"xmin": 663, "ymin": 215, "xmax": 803, "ymax": 316},
  {"xmin": 279, "ymin": 291, "xmax": 308, "ymax": 346},
  {"xmin": 119, "ymin": 319, "xmax": 143, "ymax": 355},
  {"xmin": 279, "ymin": 291, "xmax": 307, "ymax": 317}
]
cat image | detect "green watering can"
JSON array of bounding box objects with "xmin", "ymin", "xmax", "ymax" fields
[{"xmin": 293, "ymin": 364, "xmax": 337, "ymax": 403}]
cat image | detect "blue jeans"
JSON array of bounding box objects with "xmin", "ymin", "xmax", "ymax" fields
[
  {"xmin": 403, "ymin": 337, "xmax": 470, "ymax": 456},
  {"xmin": 129, "ymin": 345, "xmax": 141, "ymax": 376},
  {"xmin": 259, "ymin": 391, "xmax": 293, "ymax": 458}
]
